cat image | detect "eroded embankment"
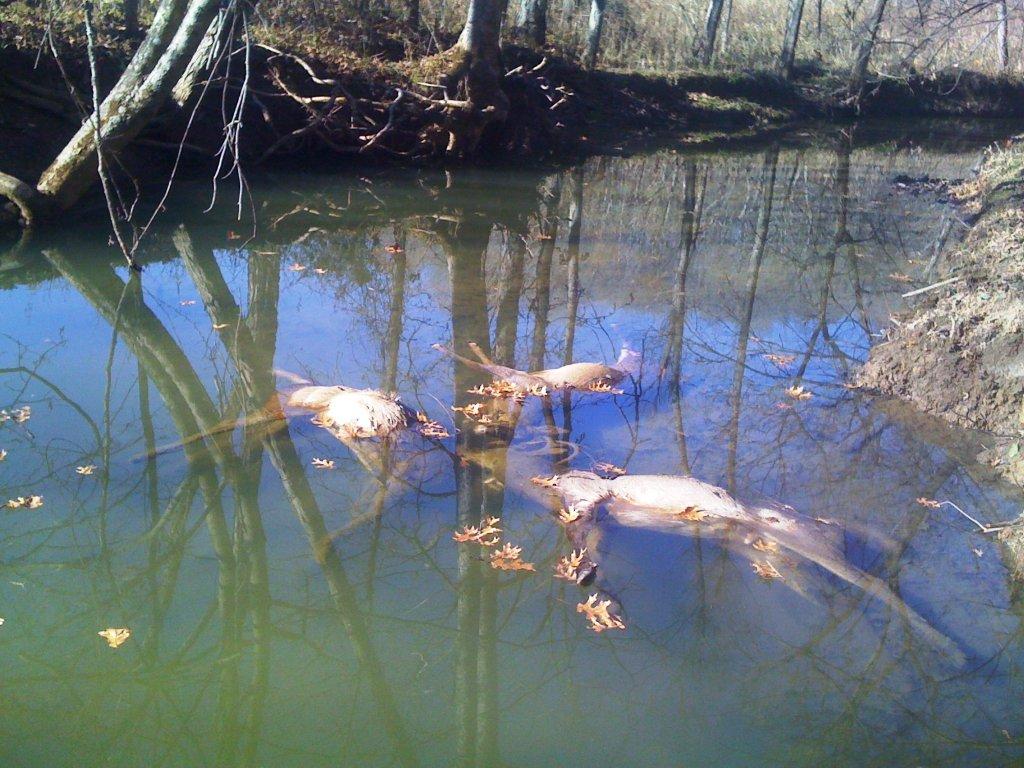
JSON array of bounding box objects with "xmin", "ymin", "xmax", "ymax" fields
[
  {"xmin": 856, "ymin": 139, "xmax": 1024, "ymax": 574},
  {"xmin": 5, "ymin": 34, "xmax": 1024, "ymax": 186}
]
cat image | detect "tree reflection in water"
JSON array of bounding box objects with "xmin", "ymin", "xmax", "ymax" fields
[{"xmin": 1, "ymin": 127, "xmax": 1023, "ymax": 767}]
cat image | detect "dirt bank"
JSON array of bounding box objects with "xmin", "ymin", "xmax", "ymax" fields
[
  {"xmin": 5, "ymin": 34, "xmax": 1024, "ymax": 189},
  {"xmin": 856, "ymin": 139, "xmax": 1024, "ymax": 574}
]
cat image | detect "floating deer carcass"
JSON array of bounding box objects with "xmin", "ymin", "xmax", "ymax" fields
[
  {"xmin": 433, "ymin": 342, "xmax": 640, "ymax": 396},
  {"xmin": 145, "ymin": 376, "xmax": 447, "ymax": 466},
  {"xmin": 533, "ymin": 470, "xmax": 966, "ymax": 665}
]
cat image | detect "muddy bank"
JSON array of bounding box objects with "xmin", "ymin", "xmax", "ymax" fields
[
  {"xmin": 5, "ymin": 37, "xmax": 1024, "ymax": 187},
  {"xmin": 856, "ymin": 139, "xmax": 1024, "ymax": 572},
  {"xmin": 856, "ymin": 143, "xmax": 1024, "ymax": 443}
]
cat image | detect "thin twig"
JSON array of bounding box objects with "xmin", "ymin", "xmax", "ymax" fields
[
  {"xmin": 941, "ymin": 500, "xmax": 1017, "ymax": 534},
  {"xmin": 902, "ymin": 275, "xmax": 961, "ymax": 298},
  {"xmin": 84, "ymin": 1, "xmax": 137, "ymax": 269}
]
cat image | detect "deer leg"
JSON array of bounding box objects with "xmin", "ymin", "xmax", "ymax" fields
[{"xmin": 468, "ymin": 341, "xmax": 495, "ymax": 365}]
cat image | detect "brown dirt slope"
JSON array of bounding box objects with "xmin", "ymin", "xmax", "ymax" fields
[
  {"xmin": 856, "ymin": 142, "xmax": 1024, "ymax": 578},
  {"xmin": 856, "ymin": 142, "xmax": 1024, "ymax": 440}
]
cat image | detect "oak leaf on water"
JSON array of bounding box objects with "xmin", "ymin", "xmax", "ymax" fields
[
  {"xmin": 557, "ymin": 506, "xmax": 582, "ymax": 524},
  {"xmin": 554, "ymin": 549, "xmax": 588, "ymax": 581},
  {"xmin": 751, "ymin": 537, "xmax": 778, "ymax": 554},
  {"xmin": 311, "ymin": 458, "xmax": 335, "ymax": 469},
  {"xmin": 676, "ymin": 505, "xmax": 707, "ymax": 521},
  {"xmin": 6, "ymin": 496, "xmax": 43, "ymax": 510},
  {"xmin": 763, "ymin": 353, "xmax": 796, "ymax": 368},
  {"xmin": 453, "ymin": 517, "xmax": 502, "ymax": 545},
  {"xmin": 419, "ymin": 421, "xmax": 450, "ymax": 438},
  {"xmin": 784, "ymin": 385, "xmax": 813, "ymax": 401},
  {"xmin": 752, "ymin": 561, "xmax": 784, "ymax": 581},
  {"xmin": 98, "ymin": 627, "xmax": 131, "ymax": 648},
  {"xmin": 489, "ymin": 543, "xmax": 536, "ymax": 572},
  {"xmin": 577, "ymin": 594, "xmax": 625, "ymax": 633}
]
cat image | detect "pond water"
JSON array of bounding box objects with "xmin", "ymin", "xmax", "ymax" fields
[{"xmin": 2, "ymin": 122, "xmax": 1024, "ymax": 768}]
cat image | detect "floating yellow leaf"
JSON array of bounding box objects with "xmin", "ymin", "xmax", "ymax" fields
[
  {"xmin": 889, "ymin": 272, "xmax": 912, "ymax": 283},
  {"xmin": 314, "ymin": 268, "xmax": 327, "ymax": 274},
  {"xmin": 577, "ymin": 594, "xmax": 625, "ymax": 633},
  {"xmin": 784, "ymin": 385, "xmax": 813, "ymax": 401},
  {"xmin": 212, "ymin": 323, "xmax": 229, "ymax": 330},
  {"xmin": 555, "ymin": 549, "xmax": 588, "ymax": 581},
  {"xmin": 557, "ymin": 506, "xmax": 582, "ymax": 524},
  {"xmin": 594, "ymin": 461, "xmax": 626, "ymax": 477},
  {"xmin": 76, "ymin": 465, "xmax": 96, "ymax": 476},
  {"xmin": 288, "ymin": 263, "xmax": 307, "ymax": 272},
  {"xmin": 587, "ymin": 381, "xmax": 622, "ymax": 394},
  {"xmin": 13, "ymin": 406, "xmax": 31, "ymax": 423},
  {"xmin": 179, "ymin": 299, "xmax": 197, "ymax": 306},
  {"xmin": 916, "ymin": 497, "xmax": 941, "ymax": 508},
  {"xmin": 0, "ymin": 449, "xmax": 6, "ymax": 461},
  {"xmin": 752, "ymin": 561, "xmax": 783, "ymax": 581},
  {"xmin": 98, "ymin": 627, "xmax": 131, "ymax": 648},
  {"xmin": 385, "ymin": 244, "xmax": 405, "ymax": 254},
  {"xmin": 530, "ymin": 475, "xmax": 559, "ymax": 488},
  {"xmin": 490, "ymin": 543, "xmax": 536, "ymax": 572},
  {"xmin": 311, "ymin": 458, "xmax": 335, "ymax": 469}
]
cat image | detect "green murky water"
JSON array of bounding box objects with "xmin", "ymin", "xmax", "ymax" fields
[{"xmin": 2, "ymin": 123, "xmax": 1023, "ymax": 767}]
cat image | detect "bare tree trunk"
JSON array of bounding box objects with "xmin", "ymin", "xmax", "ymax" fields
[
  {"xmin": 701, "ymin": 0, "xmax": 726, "ymax": 66},
  {"xmin": 999, "ymin": 0, "xmax": 1010, "ymax": 71},
  {"xmin": 847, "ymin": 0, "xmax": 889, "ymax": 99},
  {"xmin": 124, "ymin": 0, "xmax": 140, "ymax": 36},
  {"xmin": 407, "ymin": 0, "xmax": 420, "ymax": 28},
  {"xmin": 443, "ymin": 0, "xmax": 510, "ymax": 153},
  {"xmin": 584, "ymin": 0, "xmax": 606, "ymax": 69},
  {"xmin": 779, "ymin": 0, "xmax": 806, "ymax": 79},
  {"xmin": 0, "ymin": 0, "xmax": 222, "ymax": 225},
  {"xmin": 721, "ymin": 0, "xmax": 734, "ymax": 55},
  {"xmin": 172, "ymin": 7, "xmax": 230, "ymax": 106},
  {"xmin": 39, "ymin": 0, "xmax": 222, "ymax": 207},
  {"xmin": 518, "ymin": 0, "xmax": 548, "ymax": 46}
]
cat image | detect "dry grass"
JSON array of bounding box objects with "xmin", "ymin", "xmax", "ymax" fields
[{"xmin": 3, "ymin": 0, "xmax": 1020, "ymax": 78}]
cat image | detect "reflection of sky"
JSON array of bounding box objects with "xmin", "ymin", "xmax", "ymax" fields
[{"xmin": 1, "ymin": 136, "xmax": 1023, "ymax": 767}]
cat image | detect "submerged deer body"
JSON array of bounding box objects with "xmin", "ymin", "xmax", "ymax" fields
[
  {"xmin": 287, "ymin": 385, "xmax": 419, "ymax": 439},
  {"xmin": 433, "ymin": 342, "xmax": 640, "ymax": 394},
  {"xmin": 534, "ymin": 470, "xmax": 965, "ymax": 665},
  {"xmin": 145, "ymin": 379, "xmax": 442, "ymax": 462}
]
